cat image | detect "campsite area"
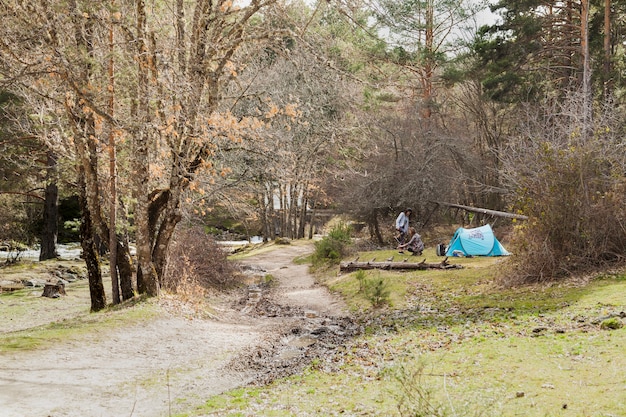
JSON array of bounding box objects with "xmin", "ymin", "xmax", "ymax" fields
[{"xmin": 2, "ymin": 237, "xmax": 625, "ymax": 417}]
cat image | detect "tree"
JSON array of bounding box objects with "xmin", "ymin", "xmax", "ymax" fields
[
  {"xmin": 179, "ymin": 1, "xmax": 370, "ymax": 241},
  {"xmin": 473, "ymin": 0, "xmax": 626, "ymax": 102},
  {"xmin": 0, "ymin": 0, "xmax": 287, "ymax": 305},
  {"xmin": 0, "ymin": 90, "xmax": 65, "ymax": 256},
  {"xmin": 39, "ymin": 150, "xmax": 59, "ymax": 261},
  {"xmin": 369, "ymin": 0, "xmax": 482, "ymax": 119}
]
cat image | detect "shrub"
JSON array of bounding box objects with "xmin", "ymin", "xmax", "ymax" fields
[
  {"xmin": 500, "ymin": 94, "xmax": 626, "ymax": 284},
  {"xmin": 355, "ymin": 270, "xmax": 367, "ymax": 293},
  {"xmin": 355, "ymin": 270, "xmax": 391, "ymax": 308},
  {"xmin": 162, "ymin": 226, "xmax": 242, "ymax": 293},
  {"xmin": 312, "ymin": 222, "xmax": 353, "ymax": 266},
  {"xmin": 364, "ymin": 276, "xmax": 391, "ymax": 308}
]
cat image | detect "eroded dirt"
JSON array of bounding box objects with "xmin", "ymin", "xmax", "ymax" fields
[{"xmin": 0, "ymin": 242, "xmax": 355, "ymax": 417}]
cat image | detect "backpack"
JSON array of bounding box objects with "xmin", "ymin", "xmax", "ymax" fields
[{"xmin": 436, "ymin": 243, "xmax": 447, "ymax": 256}]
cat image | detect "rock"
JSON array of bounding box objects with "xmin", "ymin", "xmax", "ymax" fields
[
  {"xmin": 305, "ymin": 310, "xmax": 319, "ymax": 318},
  {"xmin": 311, "ymin": 326, "xmax": 329, "ymax": 335},
  {"xmin": 61, "ymin": 272, "xmax": 78, "ymax": 282},
  {"xmin": 23, "ymin": 278, "xmax": 46, "ymax": 288}
]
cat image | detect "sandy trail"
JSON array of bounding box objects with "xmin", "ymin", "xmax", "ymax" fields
[{"xmin": 0, "ymin": 242, "xmax": 348, "ymax": 417}]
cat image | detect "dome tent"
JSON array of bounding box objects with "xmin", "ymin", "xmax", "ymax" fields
[{"xmin": 445, "ymin": 224, "xmax": 510, "ymax": 257}]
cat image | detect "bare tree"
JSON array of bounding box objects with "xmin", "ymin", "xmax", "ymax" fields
[
  {"xmin": 500, "ymin": 92, "xmax": 626, "ymax": 283},
  {"xmin": 0, "ymin": 0, "xmax": 284, "ymax": 304}
]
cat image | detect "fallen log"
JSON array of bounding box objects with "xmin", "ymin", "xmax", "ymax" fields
[
  {"xmin": 340, "ymin": 257, "xmax": 462, "ymax": 272},
  {"xmin": 433, "ymin": 201, "xmax": 528, "ymax": 220}
]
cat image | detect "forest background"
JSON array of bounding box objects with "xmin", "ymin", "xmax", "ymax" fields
[{"xmin": 2, "ymin": 0, "xmax": 626, "ymax": 310}]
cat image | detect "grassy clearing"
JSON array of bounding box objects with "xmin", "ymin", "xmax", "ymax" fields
[
  {"xmin": 0, "ymin": 263, "xmax": 159, "ymax": 354},
  {"xmin": 183, "ymin": 247, "xmax": 626, "ymax": 417},
  {"xmin": 0, "ymin": 297, "xmax": 158, "ymax": 353}
]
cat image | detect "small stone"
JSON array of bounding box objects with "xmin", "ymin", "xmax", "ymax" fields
[
  {"xmin": 515, "ymin": 391, "xmax": 525, "ymax": 398},
  {"xmin": 305, "ymin": 310, "xmax": 319, "ymax": 318}
]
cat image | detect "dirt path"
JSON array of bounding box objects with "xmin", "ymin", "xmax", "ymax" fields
[{"xmin": 0, "ymin": 242, "xmax": 351, "ymax": 417}]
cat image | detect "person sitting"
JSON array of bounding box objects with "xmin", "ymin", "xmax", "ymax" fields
[{"xmin": 398, "ymin": 227, "xmax": 424, "ymax": 255}]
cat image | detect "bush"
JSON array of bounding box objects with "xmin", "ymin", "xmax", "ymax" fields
[
  {"xmin": 312, "ymin": 222, "xmax": 353, "ymax": 266},
  {"xmin": 500, "ymin": 94, "xmax": 626, "ymax": 284},
  {"xmin": 162, "ymin": 226, "xmax": 242, "ymax": 293}
]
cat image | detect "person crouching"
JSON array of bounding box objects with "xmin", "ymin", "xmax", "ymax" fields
[{"xmin": 398, "ymin": 227, "xmax": 424, "ymax": 255}]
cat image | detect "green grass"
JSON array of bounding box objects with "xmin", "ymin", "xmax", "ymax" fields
[
  {"xmin": 0, "ymin": 279, "xmax": 158, "ymax": 354},
  {"xmin": 0, "ymin": 302, "xmax": 157, "ymax": 353},
  {"xmin": 180, "ymin": 246, "xmax": 626, "ymax": 417}
]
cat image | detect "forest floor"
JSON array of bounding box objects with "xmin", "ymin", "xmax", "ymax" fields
[{"xmin": 0, "ymin": 241, "xmax": 353, "ymax": 417}]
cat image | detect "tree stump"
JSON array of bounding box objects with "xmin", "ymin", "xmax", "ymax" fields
[{"xmin": 42, "ymin": 281, "xmax": 66, "ymax": 298}]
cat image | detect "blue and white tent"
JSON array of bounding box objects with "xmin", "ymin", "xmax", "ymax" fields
[{"xmin": 445, "ymin": 224, "xmax": 510, "ymax": 257}]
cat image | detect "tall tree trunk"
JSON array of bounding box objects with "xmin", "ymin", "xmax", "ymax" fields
[
  {"xmin": 134, "ymin": 0, "xmax": 159, "ymax": 296},
  {"xmin": 279, "ymin": 185, "xmax": 286, "ymax": 237},
  {"xmin": 308, "ymin": 198, "xmax": 316, "ymax": 239},
  {"xmin": 603, "ymin": 0, "xmax": 612, "ymax": 96},
  {"xmin": 421, "ymin": 0, "xmax": 434, "ymax": 120},
  {"xmin": 581, "ymin": 0, "xmax": 592, "ymax": 135},
  {"xmin": 259, "ymin": 190, "xmax": 270, "ymax": 242},
  {"xmin": 78, "ymin": 170, "xmax": 106, "ymax": 312},
  {"xmin": 369, "ymin": 209, "xmax": 384, "ymax": 245},
  {"xmin": 299, "ymin": 194, "xmax": 308, "ymax": 239},
  {"xmin": 152, "ymin": 207, "xmax": 181, "ymax": 281},
  {"xmin": 65, "ymin": 0, "xmax": 112, "ymax": 307},
  {"xmin": 108, "ymin": 0, "xmax": 120, "ymax": 304},
  {"xmin": 39, "ymin": 151, "xmax": 58, "ymax": 261}
]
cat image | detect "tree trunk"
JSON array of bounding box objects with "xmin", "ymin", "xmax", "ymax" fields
[
  {"xmin": 369, "ymin": 209, "xmax": 384, "ymax": 245},
  {"xmin": 108, "ymin": 1, "xmax": 120, "ymax": 305},
  {"xmin": 581, "ymin": 0, "xmax": 592, "ymax": 134},
  {"xmin": 134, "ymin": 0, "xmax": 159, "ymax": 297},
  {"xmin": 308, "ymin": 199, "xmax": 316, "ymax": 239},
  {"xmin": 39, "ymin": 151, "xmax": 59, "ymax": 261},
  {"xmin": 259, "ymin": 190, "xmax": 270, "ymax": 242},
  {"xmin": 153, "ymin": 209, "xmax": 181, "ymax": 281},
  {"xmin": 116, "ymin": 236, "xmax": 134, "ymax": 300},
  {"xmin": 603, "ymin": 0, "xmax": 612, "ymax": 96},
  {"xmin": 78, "ymin": 172, "xmax": 106, "ymax": 312}
]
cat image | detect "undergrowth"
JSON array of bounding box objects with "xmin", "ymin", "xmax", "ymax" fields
[
  {"xmin": 162, "ymin": 226, "xmax": 243, "ymax": 293},
  {"xmin": 311, "ymin": 222, "xmax": 353, "ymax": 267}
]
